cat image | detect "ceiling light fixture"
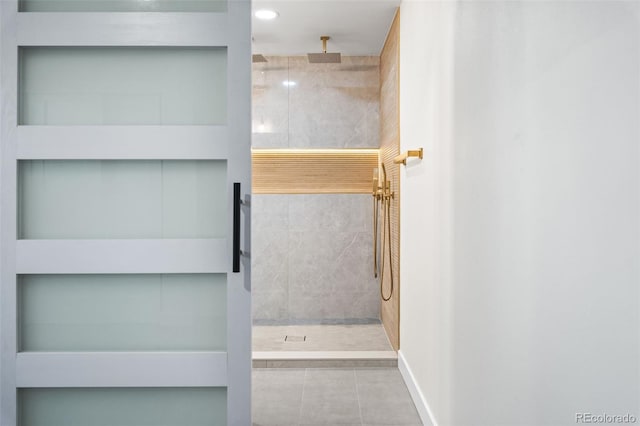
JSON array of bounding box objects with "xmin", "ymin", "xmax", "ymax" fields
[
  {"xmin": 255, "ymin": 9, "xmax": 279, "ymax": 20},
  {"xmin": 282, "ymin": 80, "xmax": 297, "ymax": 87}
]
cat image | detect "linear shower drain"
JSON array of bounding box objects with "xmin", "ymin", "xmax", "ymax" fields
[{"xmin": 284, "ymin": 335, "xmax": 306, "ymax": 342}]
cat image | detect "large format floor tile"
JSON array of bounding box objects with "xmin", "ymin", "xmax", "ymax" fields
[
  {"xmin": 253, "ymin": 369, "xmax": 305, "ymax": 425},
  {"xmin": 252, "ymin": 367, "xmax": 423, "ymax": 426},
  {"xmin": 356, "ymin": 369, "xmax": 422, "ymax": 425},
  {"xmin": 299, "ymin": 369, "xmax": 361, "ymax": 425}
]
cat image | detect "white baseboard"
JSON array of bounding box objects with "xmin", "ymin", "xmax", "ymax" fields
[{"xmin": 398, "ymin": 350, "xmax": 438, "ymax": 426}]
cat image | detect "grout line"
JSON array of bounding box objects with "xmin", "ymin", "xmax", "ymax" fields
[
  {"xmin": 354, "ymin": 368, "xmax": 364, "ymax": 426},
  {"xmin": 297, "ymin": 367, "xmax": 307, "ymax": 426}
]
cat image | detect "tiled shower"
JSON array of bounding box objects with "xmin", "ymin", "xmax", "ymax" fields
[
  {"xmin": 252, "ymin": 194, "xmax": 379, "ymax": 323},
  {"xmin": 252, "ymin": 56, "xmax": 382, "ymax": 326}
]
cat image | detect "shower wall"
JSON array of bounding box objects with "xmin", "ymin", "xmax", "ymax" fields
[
  {"xmin": 252, "ymin": 56, "xmax": 380, "ymax": 324},
  {"xmin": 253, "ymin": 56, "xmax": 379, "ymax": 149}
]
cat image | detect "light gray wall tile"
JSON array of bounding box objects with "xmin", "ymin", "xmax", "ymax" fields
[
  {"xmin": 252, "ymin": 289, "xmax": 289, "ymax": 322},
  {"xmin": 252, "ymin": 194, "xmax": 381, "ymax": 323},
  {"xmin": 252, "ymin": 57, "xmax": 290, "ymax": 149},
  {"xmin": 252, "ymin": 56, "xmax": 379, "ymax": 149},
  {"xmin": 252, "ymin": 194, "xmax": 289, "ymax": 230},
  {"xmin": 251, "ymin": 55, "xmax": 381, "ymax": 323},
  {"xmin": 289, "ymin": 194, "xmax": 369, "ymax": 232}
]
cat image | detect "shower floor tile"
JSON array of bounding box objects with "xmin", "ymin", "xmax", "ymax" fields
[{"xmin": 253, "ymin": 324, "xmax": 393, "ymax": 352}]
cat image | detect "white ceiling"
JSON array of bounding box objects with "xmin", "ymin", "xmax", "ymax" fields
[{"xmin": 252, "ymin": 0, "xmax": 401, "ymax": 56}]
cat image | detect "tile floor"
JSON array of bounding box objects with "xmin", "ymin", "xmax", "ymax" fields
[
  {"xmin": 252, "ymin": 368, "xmax": 423, "ymax": 426},
  {"xmin": 253, "ymin": 324, "xmax": 393, "ymax": 352}
]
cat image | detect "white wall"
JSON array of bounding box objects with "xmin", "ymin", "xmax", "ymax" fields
[
  {"xmin": 398, "ymin": 1, "xmax": 456, "ymax": 425},
  {"xmin": 399, "ymin": 1, "xmax": 639, "ymax": 425}
]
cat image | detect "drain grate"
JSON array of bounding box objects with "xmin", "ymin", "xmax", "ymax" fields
[{"xmin": 284, "ymin": 335, "xmax": 306, "ymax": 342}]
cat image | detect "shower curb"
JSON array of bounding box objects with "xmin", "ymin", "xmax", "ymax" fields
[{"xmin": 252, "ymin": 351, "xmax": 398, "ymax": 368}]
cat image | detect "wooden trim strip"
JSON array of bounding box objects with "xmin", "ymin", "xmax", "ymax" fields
[{"xmin": 252, "ymin": 149, "xmax": 379, "ymax": 194}]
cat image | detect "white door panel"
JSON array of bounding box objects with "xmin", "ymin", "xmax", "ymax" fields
[
  {"xmin": 16, "ymin": 126, "xmax": 230, "ymax": 160},
  {"xmin": 1, "ymin": 1, "xmax": 251, "ymax": 424},
  {"xmin": 17, "ymin": 13, "xmax": 230, "ymax": 46}
]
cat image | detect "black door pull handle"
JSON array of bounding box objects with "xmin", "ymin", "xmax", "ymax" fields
[{"xmin": 233, "ymin": 182, "xmax": 241, "ymax": 273}]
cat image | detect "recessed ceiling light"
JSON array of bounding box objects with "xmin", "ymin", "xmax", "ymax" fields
[
  {"xmin": 282, "ymin": 80, "xmax": 297, "ymax": 87},
  {"xmin": 255, "ymin": 9, "xmax": 279, "ymax": 20}
]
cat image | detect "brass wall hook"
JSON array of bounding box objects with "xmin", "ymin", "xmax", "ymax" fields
[{"xmin": 394, "ymin": 148, "xmax": 423, "ymax": 165}]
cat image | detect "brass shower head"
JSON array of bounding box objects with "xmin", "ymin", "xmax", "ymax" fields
[
  {"xmin": 308, "ymin": 36, "xmax": 341, "ymax": 64},
  {"xmin": 252, "ymin": 54, "xmax": 268, "ymax": 63}
]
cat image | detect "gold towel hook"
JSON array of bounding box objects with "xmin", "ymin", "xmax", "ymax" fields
[{"xmin": 394, "ymin": 148, "xmax": 423, "ymax": 165}]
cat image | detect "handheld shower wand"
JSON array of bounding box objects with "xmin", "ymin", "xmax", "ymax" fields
[
  {"xmin": 380, "ymin": 164, "xmax": 394, "ymax": 301},
  {"xmin": 373, "ymin": 168, "xmax": 381, "ymax": 278},
  {"xmin": 372, "ymin": 165, "xmax": 394, "ymax": 301}
]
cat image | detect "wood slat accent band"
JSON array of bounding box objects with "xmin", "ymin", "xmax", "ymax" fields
[
  {"xmin": 252, "ymin": 149, "xmax": 379, "ymax": 194},
  {"xmin": 379, "ymin": 9, "xmax": 401, "ymax": 351}
]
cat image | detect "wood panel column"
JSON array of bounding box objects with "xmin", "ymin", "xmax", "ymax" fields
[{"xmin": 379, "ymin": 9, "xmax": 400, "ymax": 350}]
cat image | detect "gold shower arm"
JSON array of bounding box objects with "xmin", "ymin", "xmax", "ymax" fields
[
  {"xmin": 394, "ymin": 148, "xmax": 423, "ymax": 165},
  {"xmin": 321, "ymin": 36, "xmax": 330, "ymax": 54}
]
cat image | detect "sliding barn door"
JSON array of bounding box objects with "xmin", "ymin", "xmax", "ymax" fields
[{"xmin": 0, "ymin": 1, "xmax": 252, "ymax": 424}]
